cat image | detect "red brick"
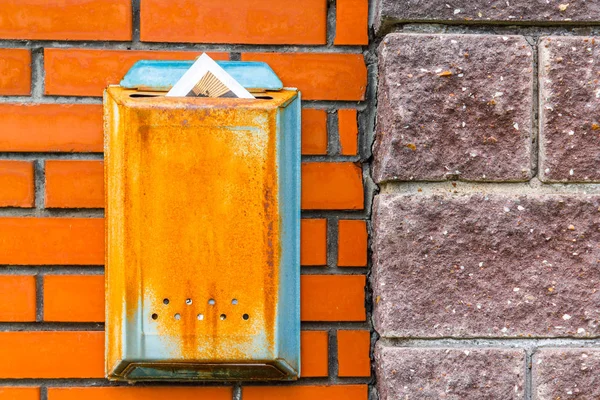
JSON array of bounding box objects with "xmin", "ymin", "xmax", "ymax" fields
[
  {"xmin": 335, "ymin": 0, "xmax": 369, "ymax": 45},
  {"xmin": 337, "ymin": 330, "xmax": 371, "ymax": 377},
  {"xmin": 301, "ymin": 219, "xmax": 327, "ymax": 266},
  {"xmin": 302, "ymin": 109, "xmax": 328, "ymax": 155},
  {"xmin": 0, "ymin": 0, "xmax": 131, "ymax": 41},
  {"xmin": 338, "ymin": 220, "xmax": 368, "ymax": 267},
  {"xmin": 338, "ymin": 109, "xmax": 359, "ymax": 156},
  {"xmin": 44, "ymin": 275, "xmax": 104, "ymax": 322},
  {"xmin": 0, "ymin": 104, "xmax": 103, "ymax": 152},
  {"xmin": 0, "ymin": 218, "xmax": 104, "ymax": 265},
  {"xmin": 301, "ymin": 331, "xmax": 329, "ymax": 377},
  {"xmin": 45, "ymin": 49, "xmax": 229, "ymax": 97},
  {"xmin": 0, "ymin": 49, "xmax": 30, "ymax": 95},
  {"xmin": 302, "ymin": 162, "xmax": 364, "ymax": 210},
  {"xmin": 241, "ymin": 53, "xmax": 367, "ymax": 101},
  {"xmin": 48, "ymin": 387, "xmax": 232, "ymax": 400},
  {"xmin": 0, "ymin": 161, "xmax": 34, "ymax": 207},
  {"xmin": 0, "ymin": 331, "xmax": 103, "ymax": 378},
  {"xmin": 301, "ymin": 275, "xmax": 366, "ymax": 321},
  {"xmin": 243, "ymin": 385, "xmax": 368, "ymax": 400},
  {"xmin": 0, "ymin": 387, "xmax": 39, "ymax": 400},
  {"xmin": 45, "ymin": 161, "xmax": 104, "ymax": 208},
  {"xmin": 0, "ymin": 275, "xmax": 36, "ymax": 322},
  {"xmin": 141, "ymin": 0, "xmax": 326, "ymax": 45}
]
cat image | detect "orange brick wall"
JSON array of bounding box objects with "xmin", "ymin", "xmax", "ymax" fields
[{"xmin": 0, "ymin": 0, "xmax": 372, "ymax": 398}]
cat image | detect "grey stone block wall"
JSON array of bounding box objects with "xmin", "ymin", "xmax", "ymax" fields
[{"xmin": 372, "ymin": 1, "xmax": 600, "ymax": 399}]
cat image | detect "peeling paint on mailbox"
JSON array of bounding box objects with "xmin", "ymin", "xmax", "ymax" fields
[{"xmin": 104, "ymin": 67, "xmax": 301, "ymax": 381}]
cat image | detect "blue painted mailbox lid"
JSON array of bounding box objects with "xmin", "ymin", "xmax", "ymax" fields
[{"xmin": 120, "ymin": 60, "xmax": 284, "ymax": 92}]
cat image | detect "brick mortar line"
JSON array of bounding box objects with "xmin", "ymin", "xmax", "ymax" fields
[
  {"xmin": 0, "ymin": 154, "xmax": 362, "ymax": 162},
  {"xmin": 304, "ymin": 322, "xmax": 372, "ymax": 330},
  {"xmin": 377, "ymin": 337, "xmax": 600, "ymax": 348},
  {"xmin": 0, "ymin": 209, "xmax": 104, "ymax": 217},
  {"xmin": 0, "ymin": 98, "xmax": 367, "ymax": 109},
  {"xmin": 386, "ymin": 21, "xmax": 600, "ymax": 36},
  {"xmin": 0, "ymin": 322, "xmax": 104, "ymax": 331},
  {"xmin": 0, "ymin": 40, "xmax": 364, "ymax": 53},
  {"xmin": 0, "ymin": 155, "xmax": 363, "ymax": 161},
  {"xmin": 0, "ymin": 96, "xmax": 103, "ymax": 104},
  {"xmin": 131, "ymin": 0, "xmax": 141, "ymax": 44},
  {"xmin": 33, "ymin": 159, "xmax": 45, "ymax": 209},
  {"xmin": 30, "ymin": 48, "xmax": 44, "ymax": 99},
  {"xmin": 0, "ymin": 379, "xmax": 236, "ymax": 387},
  {"xmin": 0, "ymin": 322, "xmax": 369, "ymax": 331},
  {"xmin": 233, "ymin": 383, "xmax": 242, "ymax": 400},
  {"xmin": 0, "ymin": 377, "xmax": 371, "ymax": 387},
  {"xmin": 0, "ymin": 266, "xmax": 105, "ymax": 274},
  {"xmin": 235, "ymin": 376, "xmax": 372, "ymax": 386},
  {"xmin": 0, "ymin": 154, "xmax": 104, "ymax": 160},
  {"xmin": 327, "ymin": 110, "xmax": 341, "ymax": 155},
  {"xmin": 0, "ymin": 265, "xmax": 367, "ymax": 276},
  {"xmin": 362, "ymin": 5, "xmax": 379, "ymax": 398},
  {"xmin": 529, "ymin": 35, "xmax": 541, "ymax": 180},
  {"xmin": 326, "ymin": 217, "xmax": 339, "ymax": 269},
  {"xmin": 525, "ymin": 350, "xmax": 533, "ymax": 400},
  {"xmin": 327, "ymin": 0, "xmax": 337, "ymax": 46},
  {"xmin": 0, "ymin": 210, "xmax": 371, "ymax": 218},
  {"xmin": 328, "ymin": 329, "xmax": 339, "ymax": 380},
  {"xmin": 0, "ymin": 209, "xmax": 368, "ymax": 218},
  {"xmin": 35, "ymin": 274, "xmax": 43, "ymax": 323},
  {"xmin": 305, "ymin": 155, "xmax": 362, "ymax": 162},
  {"xmin": 379, "ymin": 177, "xmax": 600, "ymax": 195},
  {"xmin": 302, "ymin": 210, "xmax": 370, "ymax": 219}
]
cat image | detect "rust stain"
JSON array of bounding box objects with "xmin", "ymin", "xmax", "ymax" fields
[{"xmin": 105, "ymin": 88, "xmax": 293, "ymax": 374}]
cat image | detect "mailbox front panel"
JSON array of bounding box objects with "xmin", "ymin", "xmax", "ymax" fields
[{"xmin": 105, "ymin": 88, "xmax": 300, "ymax": 381}]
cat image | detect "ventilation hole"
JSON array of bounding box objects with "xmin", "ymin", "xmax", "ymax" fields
[
  {"xmin": 151, "ymin": 313, "xmax": 158, "ymax": 320},
  {"xmin": 208, "ymin": 299, "xmax": 215, "ymax": 305},
  {"xmin": 243, "ymin": 314, "xmax": 249, "ymax": 320},
  {"xmin": 174, "ymin": 313, "xmax": 181, "ymax": 320},
  {"xmin": 129, "ymin": 93, "xmax": 160, "ymax": 98},
  {"xmin": 220, "ymin": 314, "xmax": 227, "ymax": 320},
  {"xmin": 163, "ymin": 298, "xmax": 169, "ymax": 305},
  {"xmin": 254, "ymin": 95, "xmax": 273, "ymax": 100},
  {"xmin": 232, "ymin": 299, "xmax": 238, "ymax": 305},
  {"xmin": 186, "ymin": 298, "xmax": 192, "ymax": 305},
  {"xmin": 197, "ymin": 313, "xmax": 204, "ymax": 321}
]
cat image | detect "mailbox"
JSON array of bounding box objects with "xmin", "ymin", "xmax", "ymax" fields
[{"xmin": 104, "ymin": 61, "xmax": 301, "ymax": 382}]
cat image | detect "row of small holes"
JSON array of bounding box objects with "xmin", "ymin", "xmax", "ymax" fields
[
  {"xmin": 151, "ymin": 313, "xmax": 250, "ymax": 320},
  {"xmin": 155, "ymin": 298, "xmax": 246, "ymax": 321},
  {"xmin": 164, "ymin": 298, "xmax": 237, "ymax": 306}
]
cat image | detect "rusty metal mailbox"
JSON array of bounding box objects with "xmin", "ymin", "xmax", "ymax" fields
[{"xmin": 104, "ymin": 61, "xmax": 301, "ymax": 382}]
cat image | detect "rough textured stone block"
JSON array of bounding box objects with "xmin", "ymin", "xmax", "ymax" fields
[
  {"xmin": 375, "ymin": 345, "xmax": 525, "ymax": 400},
  {"xmin": 375, "ymin": 1, "xmax": 600, "ymax": 33},
  {"xmin": 373, "ymin": 192, "xmax": 600, "ymax": 338},
  {"xmin": 539, "ymin": 36, "xmax": 600, "ymax": 182},
  {"xmin": 533, "ymin": 349, "xmax": 600, "ymax": 399},
  {"xmin": 374, "ymin": 34, "xmax": 533, "ymax": 183}
]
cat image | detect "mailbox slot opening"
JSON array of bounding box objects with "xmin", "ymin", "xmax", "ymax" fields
[{"xmin": 128, "ymin": 91, "xmax": 275, "ymax": 100}]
